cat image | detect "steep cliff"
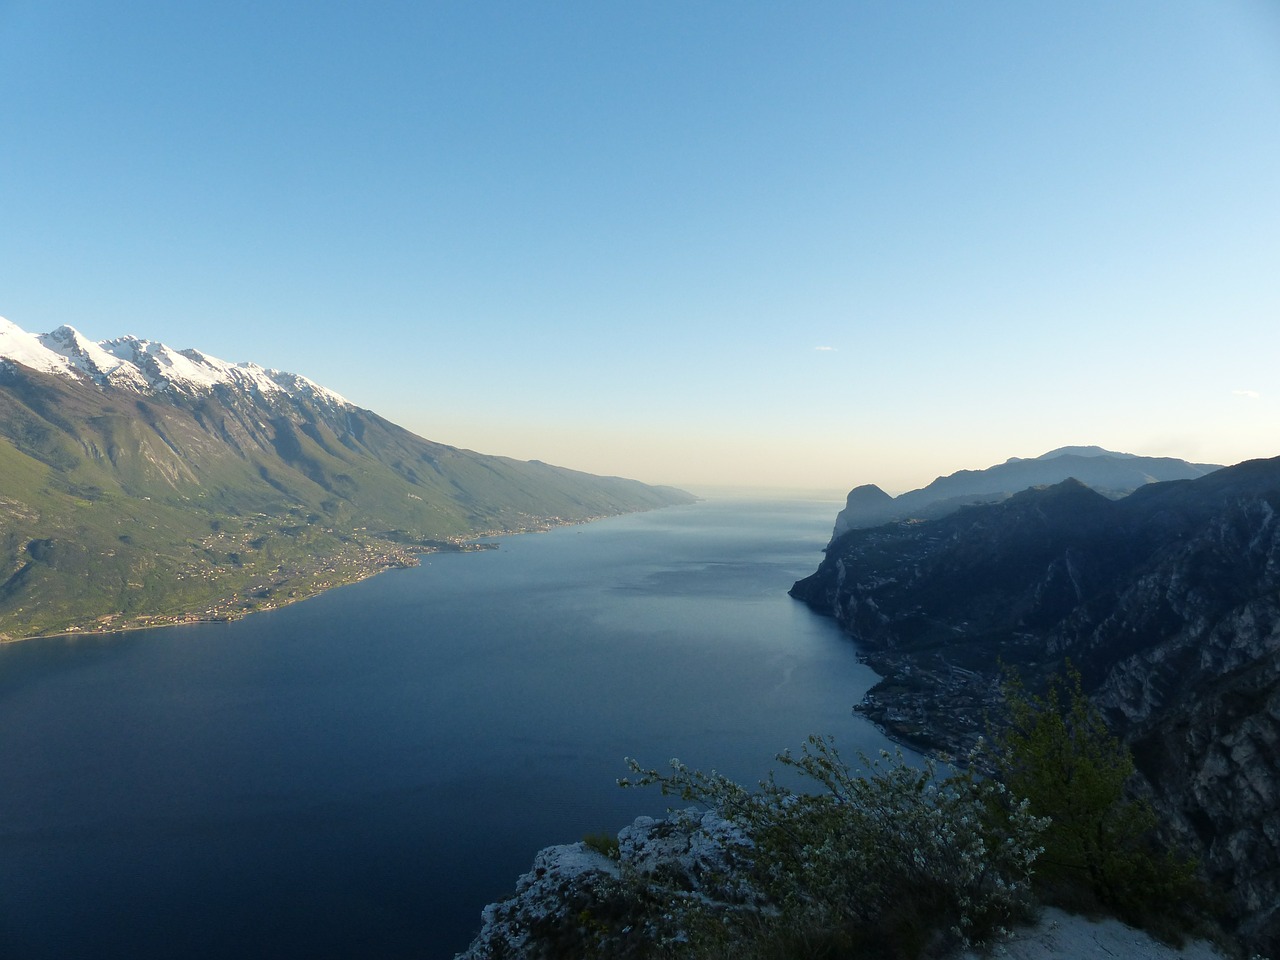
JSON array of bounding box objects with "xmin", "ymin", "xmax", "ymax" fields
[{"xmin": 791, "ymin": 457, "xmax": 1280, "ymax": 956}]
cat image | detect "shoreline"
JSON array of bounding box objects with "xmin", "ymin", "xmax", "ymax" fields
[
  {"xmin": 0, "ymin": 510, "xmax": 644, "ymax": 646},
  {"xmin": 0, "ymin": 549, "xmax": 420, "ymax": 645}
]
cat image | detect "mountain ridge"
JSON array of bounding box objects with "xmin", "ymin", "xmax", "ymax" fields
[
  {"xmin": 831, "ymin": 447, "xmax": 1221, "ymax": 538},
  {"xmin": 1, "ymin": 316, "xmax": 351, "ymax": 405},
  {"xmin": 791, "ymin": 456, "xmax": 1280, "ymax": 955},
  {"xmin": 0, "ymin": 315, "xmax": 694, "ymax": 640}
]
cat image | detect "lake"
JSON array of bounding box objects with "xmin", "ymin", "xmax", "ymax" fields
[{"xmin": 0, "ymin": 497, "xmax": 904, "ymax": 959}]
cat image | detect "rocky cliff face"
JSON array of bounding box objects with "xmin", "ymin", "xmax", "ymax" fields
[
  {"xmin": 458, "ymin": 809, "xmax": 757, "ymax": 959},
  {"xmin": 791, "ymin": 457, "xmax": 1280, "ymax": 957}
]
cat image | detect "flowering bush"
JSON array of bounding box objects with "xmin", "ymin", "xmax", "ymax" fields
[
  {"xmin": 620, "ymin": 737, "xmax": 1047, "ymax": 958},
  {"xmin": 468, "ymin": 669, "xmax": 1214, "ymax": 959}
]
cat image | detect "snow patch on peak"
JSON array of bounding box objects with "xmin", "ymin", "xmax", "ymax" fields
[
  {"xmin": 1, "ymin": 316, "xmax": 354, "ymax": 409},
  {"xmin": 0, "ymin": 316, "xmax": 79, "ymax": 379},
  {"xmin": 166, "ymin": 347, "xmax": 281, "ymax": 395},
  {"xmin": 39, "ymin": 325, "xmax": 151, "ymax": 390},
  {"xmin": 98, "ymin": 337, "xmax": 226, "ymax": 393},
  {"xmin": 265, "ymin": 369, "xmax": 350, "ymax": 408}
]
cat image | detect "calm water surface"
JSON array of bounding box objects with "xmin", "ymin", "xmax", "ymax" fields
[{"xmin": 0, "ymin": 498, "xmax": 903, "ymax": 959}]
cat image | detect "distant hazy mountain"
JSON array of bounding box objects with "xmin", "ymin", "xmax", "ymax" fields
[
  {"xmin": 0, "ymin": 316, "xmax": 694, "ymax": 639},
  {"xmin": 830, "ymin": 445, "xmax": 1221, "ymax": 538}
]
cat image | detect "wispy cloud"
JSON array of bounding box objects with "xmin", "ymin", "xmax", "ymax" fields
[
  {"xmin": 1233, "ymin": 389, "xmax": 1262, "ymax": 400},
  {"xmin": 814, "ymin": 345, "xmax": 837, "ymax": 352}
]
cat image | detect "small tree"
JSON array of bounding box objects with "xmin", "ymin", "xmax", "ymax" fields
[{"xmin": 992, "ymin": 666, "xmax": 1202, "ymax": 940}]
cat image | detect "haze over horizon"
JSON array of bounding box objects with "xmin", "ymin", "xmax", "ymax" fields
[{"xmin": 2, "ymin": 2, "xmax": 1277, "ymax": 494}]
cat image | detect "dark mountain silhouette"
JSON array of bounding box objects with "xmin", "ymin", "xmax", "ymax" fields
[
  {"xmin": 792, "ymin": 456, "xmax": 1280, "ymax": 955},
  {"xmin": 830, "ymin": 446, "xmax": 1220, "ymax": 538}
]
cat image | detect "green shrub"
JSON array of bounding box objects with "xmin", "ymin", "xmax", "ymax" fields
[
  {"xmin": 587, "ymin": 666, "xmax": 1207, "ymax": 958},
  {"xmin": 991, "ymin": 666, "xmax": 1204, "ymax": 942},
  {"xmin": 582, "ymin": 830, "xmax": 621, "ymax": 860}
]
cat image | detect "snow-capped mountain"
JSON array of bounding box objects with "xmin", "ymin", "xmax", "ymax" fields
[
  {"xmin": 0, "ymin": 316, "xmax": 349, "ymax": 408},
  {"xmin": 0, "ymin": 310, "xmax": 694, "ymax": 643}
]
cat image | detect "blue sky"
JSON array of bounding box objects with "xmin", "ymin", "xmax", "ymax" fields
[{"xmin": 2, "ymin": 2, "xmax": 1277, "ymax": 493}]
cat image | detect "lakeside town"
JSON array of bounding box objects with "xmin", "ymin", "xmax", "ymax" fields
[{"xmin": 3, "ymin": 511, "xmax": 624, "ymax": 644}]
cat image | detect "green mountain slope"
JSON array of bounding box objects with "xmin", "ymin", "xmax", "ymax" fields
[{"xmin": 0, "ymin": 364, "xmax": 693, "ymax": 640}]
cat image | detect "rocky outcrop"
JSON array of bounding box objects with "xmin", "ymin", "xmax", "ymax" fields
[
  {"xmin": 457, "ymin": 809, "xmax": 759, "ymax": 959},
  {"xmin": 791, "ymin": 456, "xmax": 1280, "ymax": 957},
  {"xmin": 461, "ymin": 817, "xmax": 1233, "ymax": 960}
]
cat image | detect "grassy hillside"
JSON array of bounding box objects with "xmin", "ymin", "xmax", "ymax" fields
[{"xmin": 0, "ymin": 366, "xmax": 693, "ymax": 640}]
